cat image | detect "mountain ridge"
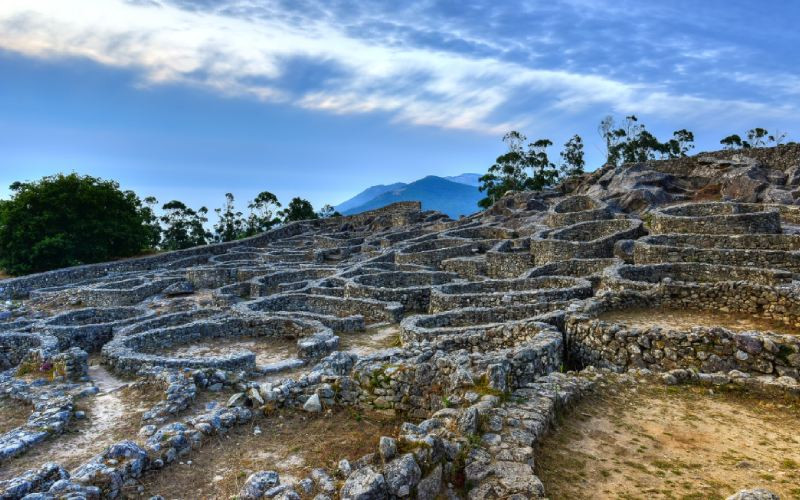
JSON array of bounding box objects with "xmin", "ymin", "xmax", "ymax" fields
[{"xmin": 336, "ymin": 174, "xmax": 482, "ymax": 218}]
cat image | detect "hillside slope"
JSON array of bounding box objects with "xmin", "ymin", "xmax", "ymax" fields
[{"xmin": 341, "ymin": 175, "xmax": 482, "ymax": 218}]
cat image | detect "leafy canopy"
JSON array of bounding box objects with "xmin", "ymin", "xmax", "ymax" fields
[
  {"xmin": 279, "ymin": 197, "xmax": 319, "ymax": 223},
  {"xmin": 721, "ymin": 128, "xmax": 787, "ymax": 149},
  {"xmin": 159, "ymin": 200, "xmax": 211, "ymax": 251},
  {"xmin": 0, "ymin": 173, "xmax": 155, "ymax": 275},
  {"xmin": 599, "ymin": 115, "xmax": 694, "ymax": 166},
  {"xmin": 478, "ymin": 131, "xmax": 585, "ymax": 209}
]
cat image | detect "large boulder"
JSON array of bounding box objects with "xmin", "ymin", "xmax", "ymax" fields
[
  {"xmin": 719, "ymin": 165, "xmax": 769, "ymax": 202},
  {"xmin": 618, "ymin": 187, "xmax": 673, "ymax": 213}
]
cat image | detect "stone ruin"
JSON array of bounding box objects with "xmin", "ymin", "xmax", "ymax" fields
[{"xmin": 1, "ymin": 146, "xmax": 800, "ymax": 499}]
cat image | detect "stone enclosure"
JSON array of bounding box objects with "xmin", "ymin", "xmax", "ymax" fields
[{"xmin": 2, "ymin": 148, "xmax": 800, "ymax": 499}]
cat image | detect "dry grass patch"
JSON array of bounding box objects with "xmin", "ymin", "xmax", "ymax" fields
[
  {"xmin": 535, "ymin": 381, "xmax": 800, "ymax": 499},
  {"xmin": 0, "ymin": 398, "xmax": 32, "ymax": 434},
  {"xmin": 136, "ymin": 408, "xmax": 401, "ymax": 499}
]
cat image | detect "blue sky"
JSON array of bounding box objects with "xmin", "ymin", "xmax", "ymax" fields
[{"xmin": 0, "ymin": 0, "xmax": 798, "ymax": 213}]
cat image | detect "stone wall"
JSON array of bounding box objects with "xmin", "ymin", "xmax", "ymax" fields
[
  {"xmin": 530, "ymin": 218, "xmax": 644, "ymax": 264},
  {"xmin": 566, "ymin": 292, "xmax": 800, "ymax": 379},
  {"xmin": 602, "ymin": 262, "xmax": 794, "ymax": 291},
  {"xmin": 485, "ymin": 239, "xmax": 533, "ymax": 278},
  {"xmin": 428, "ymin": 276, "xmax": 591, "ymax": 312},
  {"xmin": 633, "ymin": 233, "xmax": 800, "ymax": 272},
  {"xmin": 648, "ymin": 202, "xmax": 782, "ymax": 235},
  {"xmin": 544, "ymin": 195, "xmax": 612, "ymax": 228}
]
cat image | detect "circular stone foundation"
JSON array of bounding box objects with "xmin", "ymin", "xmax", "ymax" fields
[
  {"xmin": 566, "ymin": 292, "xmax": 800, "ymax": 378},
  {"xmin": 344, "ymin": 271, "xmax": 458, "ymax": 311},
  {"xmin": 649, "ymin": 202, "xmax": 781, "ymax": 235},
  {"xmin": 428, "ymin": 276, "xmax": 592, "ymax": 312},
  {"xmin": 530, "ymin": 219, "xmax": 644, "ymax": 264},
  {"xmin": 102, "ymin": 315, "xmax": 335, "ymax": 374},
  {"xmin": 545, "ymin": 195, "xmax": 612, "ymax": 228}
]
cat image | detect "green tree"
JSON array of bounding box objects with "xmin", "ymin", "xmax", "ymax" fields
[
  {"xmin": 598, "ymin": 115, "xmax": 626, "ymax": 165},
  {"xmin": 560, "ymin": 135, "xmax": 585, "ymax": 177},
  {"xmin": 213, "ymin": 192, "xmax": 245, "ymax": 242},
  {"xmin": 720, "ymin": 134, "xmax": 743, "ymax": 149},
  {"xmin": 244, "ymin": 191, "xmax": 281, "ymax": 236},
  {"xmin": 139, "ymin": 196, "xmax": 162, "ymax": 248},
  {"xmin": 317, "ymin": 204, "xmax": 340, "ymax": 218},
  {"xmin": 160, "ymin": 200, "xmax": 210, "ymax": 250},
  {"xmin": 663, "ymin": 129, "xmax": 695, "ymax": 158},
  {"xmin": 722, "ymin": 129, "xmax": 788, "ymax": 149},
  {"xmin": 0, "ymin": 173, "xmax": 155, "ymax": 275},
  {"xmin": 478, "ymin": 131, "xmax": 533, "ymax": 209},
  {"xmin": 279, "ymin": 197, "xmax": 318, "ymax": 223},
  {"xmin": 746, "ymin": 127, "xmax": 769, "ymax": 148},
  {"xmin": 526, "ymin": 138, "xmax": 559, "ymax": 190},
  {"xmin": 600, "ymin": 115, "xmax": 693, "ymax": 164}
]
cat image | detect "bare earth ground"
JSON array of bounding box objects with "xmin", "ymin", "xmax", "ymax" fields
[
  {"xmin": 145, "ymin": 290, "xmax": 216, "ymax": 314},
  {"xmin": 157, "ymin": 336, "xmax": 297, "ymax": 365},
  {"xmin": 0, "ymin": 367, "xmax": 164, "ymax": 480},
  {"xmin": 134, "ymin": 408, "xmax": 401, "ymax": 499},
  {"xmin": 535, "ymin": 381, "xmax": 800, "ymax": 500},
  {"xmin": 0, "ymin": 399, "xmax": 32, "ymax": 435},
  {"xmin": 338, "ymin": 323, "xmax": 402, "ymax": 356},
  {"xmin": 598, "ymin": 308, "xmax": 800, "ymax": 336}
]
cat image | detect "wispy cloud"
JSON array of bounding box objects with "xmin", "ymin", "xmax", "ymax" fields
[{"xmin": 0, "ymin": 0, "xmax": 795, "ymax": 133}]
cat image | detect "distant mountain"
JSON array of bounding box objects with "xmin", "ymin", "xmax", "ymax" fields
[
  {"xmin": 334, "ymin": 182, "xmax": 407, "ymax": 213},
  {"xmin": 337, "ymin": 175, "xmax": 482, "ymax": 219},
  {"xmin": 444, "ymin": 173, "xmax": 482, "ymax": 187}
]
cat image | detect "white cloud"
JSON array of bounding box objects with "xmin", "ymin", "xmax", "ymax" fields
[{"xmin": 0, "ymin": 0, "xmax": 792, "ymax": 133}]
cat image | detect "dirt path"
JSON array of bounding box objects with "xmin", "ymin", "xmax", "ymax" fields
[
  {"xmin": 536, "ymin": 381, "xmax": 800, "ymax": 499},
  {"xmin": 0, "ymin": 366, "xmax": 162, "ymax": 480}
]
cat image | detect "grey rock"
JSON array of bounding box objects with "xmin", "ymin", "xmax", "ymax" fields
[
  {"xmin": 384, "ymin": 454, "xmax": 421, "ymax": 497},
  {"xmin": 340, "ymin": 466, "xmax": 387, "ymax": 500},
  {"xmin": 337, "ymin": 459, "xmax": 352, "ymax": 478},
  {"xmin": 720, "ymin": 165, "xmax": 769, "ymax": 202},
  {"xmin": 162, "ymin": 281, "xmax": 194, "ymax": 296},
  {"xmin": 726, "ymin": 488, "xmax": 780, "ymax": 500},
  {"xmin": 239, "ymin": 470, "xmax": 280, "ymax": 500},
  {"xmin": 303, "ymin": 393, "xmax": 323, "ymax": 413},
  {"xmin": 457, "ymin": 407, "xmax": 479, "ymax": 435},
  {"xmin": 297, "ymin": 478, "xmax": 314, "ymax": 494},
  {"xmin": 311, "ymin": 468, "xmax": 336, "ymax": 493},
  {"xmin": 227, "ymin": 392, "xmax": 248, "ymax": 407},
  {"xmin": 415, "ymin": 464, "xmax": 442, "ymax": 500},
  {"xmin": 378, "ymin": 437, "xmax": 397, "ymax": 462},
  {"xmin": 613, "ymin": 239, "xmax": 636, "ymax": 264}
]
